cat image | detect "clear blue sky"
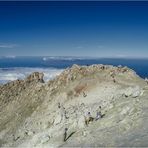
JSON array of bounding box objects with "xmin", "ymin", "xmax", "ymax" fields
[{"xmin": 0, "ymin": 1, "xmax": 148, "ymax": 57}]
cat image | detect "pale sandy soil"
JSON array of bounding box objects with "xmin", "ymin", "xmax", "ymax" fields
[{"xmin": 0, "ymin": 64, "xmax": 148, "ymax": 147}]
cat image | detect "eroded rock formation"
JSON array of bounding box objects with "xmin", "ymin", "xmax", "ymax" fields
[{"xmin": 0, "ymin": 64, "xmax": 148, "ymax": 147}]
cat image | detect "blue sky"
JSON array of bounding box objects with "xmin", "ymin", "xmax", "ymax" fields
[{"xmin": 0, "ymin": 1, "xmax": 148, "ymax": 57}]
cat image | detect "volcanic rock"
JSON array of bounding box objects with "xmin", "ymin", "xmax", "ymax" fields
[{"xmin": 0, "ymin": 64, "xmax": 148, "ymax": 147}]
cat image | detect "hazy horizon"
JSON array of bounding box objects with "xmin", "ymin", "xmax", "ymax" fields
[{"xmin": 2, "ymin": 55, "xmax": 148, "ymax": 59}]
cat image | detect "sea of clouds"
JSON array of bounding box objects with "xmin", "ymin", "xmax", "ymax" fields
[{"xmin": 0, "ymin": 67, "xmax": 64, "ymax": 84}]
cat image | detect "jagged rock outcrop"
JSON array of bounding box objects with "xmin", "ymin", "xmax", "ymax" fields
[
  {"xmin": 26, "ymin": 72, "xmax": 44, "ymax": 83},
  {"xmin": 0, "ymin": 72, "xmax": 44, "ymax": 106},
  {"xmin": 0, "ymin": 64, "xmax": 148, "ymax": 147}
]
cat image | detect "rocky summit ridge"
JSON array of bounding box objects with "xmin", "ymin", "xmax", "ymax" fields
[{"xmin": 0, "ymin": 64, "xmax": 148, "ymax": 147}]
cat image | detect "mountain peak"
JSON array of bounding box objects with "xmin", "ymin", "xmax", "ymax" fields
[{"xmin": 0, "ymin": 64, "xmax": 148, "ymax": 147}]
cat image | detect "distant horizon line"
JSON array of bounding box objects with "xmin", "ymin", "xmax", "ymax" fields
[{"xmin": 1, "ymin": 55, "xmax": 148, "ymax": 59}]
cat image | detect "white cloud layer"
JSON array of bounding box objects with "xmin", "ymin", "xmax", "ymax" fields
[{"xmin": 0, "ymin": 67, "xmax": 64, "ymax": 84}]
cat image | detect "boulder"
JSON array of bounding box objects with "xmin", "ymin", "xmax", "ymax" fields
[
  {"xmin": 123, "ymin": 86, "xmax": 143, "ymax": 98},
  {"xmin": 40, "ymin": 135, "xmax": 50, "ymax": 144}
]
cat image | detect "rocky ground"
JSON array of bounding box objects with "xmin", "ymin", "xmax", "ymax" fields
[{"xmin": 0, "ymin": 64, "xmax": 148, "ymax": 147}]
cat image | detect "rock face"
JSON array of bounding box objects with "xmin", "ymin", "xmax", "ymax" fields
[
  {"xmin": 26, "ymin": 72, "xmax": 44, "ymax": 83},
  {"xmin": 0, "ymin": 64, "xmax": 148, "ymax": 147}
]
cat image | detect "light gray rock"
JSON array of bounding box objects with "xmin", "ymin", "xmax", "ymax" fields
[
  {"xmin": 0, "ymin": 64, "xmax": 148, "ymax": 147},
  {"xmin": 40, "ymin": 135, "xmax": 50, "ymax": 144}
]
